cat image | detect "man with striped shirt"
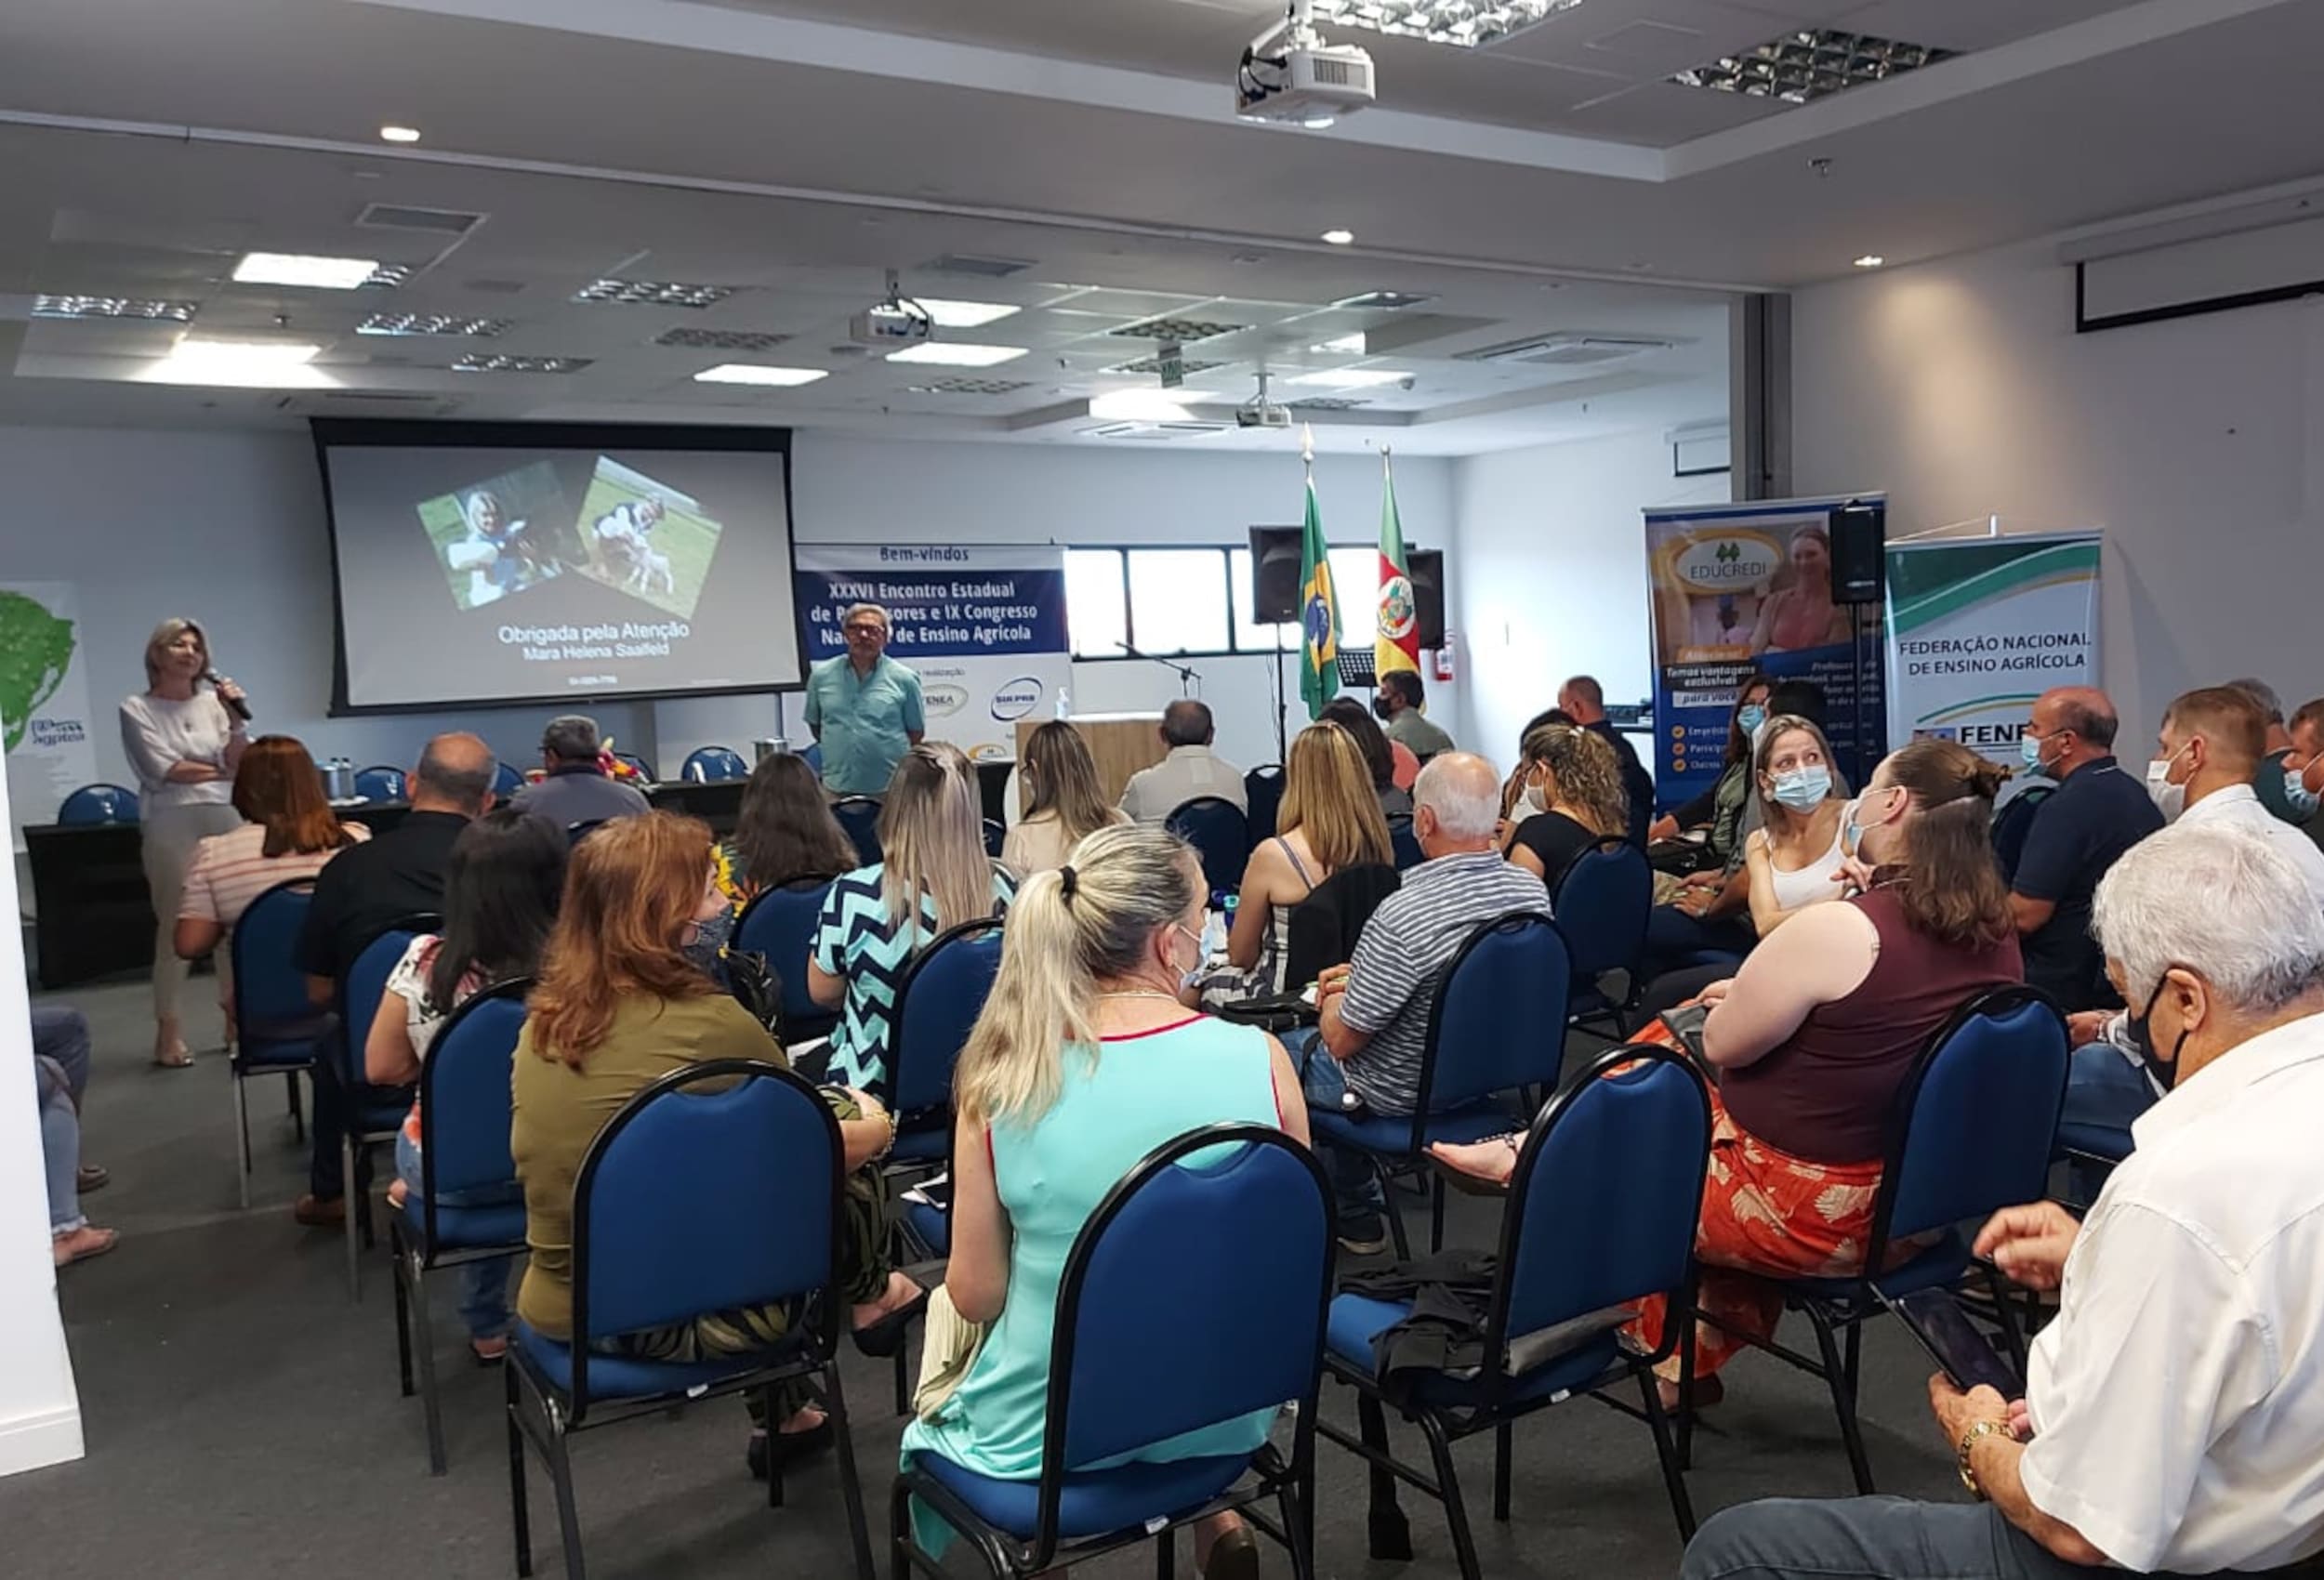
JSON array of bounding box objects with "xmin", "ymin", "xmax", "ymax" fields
[{"xmin": 1314, "ymin": 752, "xmax": 1551, "ymax": 1251}]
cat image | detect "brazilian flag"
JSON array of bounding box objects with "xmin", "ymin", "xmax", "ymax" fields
[{"xmin": 1298, "ymin": 472, "xmax": 1340, "ymax": 720}]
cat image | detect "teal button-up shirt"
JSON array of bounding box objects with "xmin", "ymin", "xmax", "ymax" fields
[{"xmin": 804, "ymin": 652, "xmax": 924, "ymax": 794}]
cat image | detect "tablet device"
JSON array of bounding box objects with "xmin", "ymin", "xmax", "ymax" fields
[{"xmin": 1887, "ymin": 1287, "xmax": 2023, "ymax": 1397}]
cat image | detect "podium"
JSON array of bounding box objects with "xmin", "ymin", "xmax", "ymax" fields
[{"xmin": 1014, "ymin": 713, "xmax": 1167, "ymax": 810}]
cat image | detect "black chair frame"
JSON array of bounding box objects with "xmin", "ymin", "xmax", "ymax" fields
[
  {"xmin": 1699, "ymin": 983, "xmax": 2067, "ymax": 1494},
  {"xmin": 892, "ymin": 1124, "xmax": 1333, "ymax": 1580},
  {"xmin": 506, "ymin": 1060, "xmax": 875, "ymax": 1580},
  {"xmin": 1165, "ymin": 795, "xmax": 1253, "ymax": 894},
  {"xmin": 340, "ymin": 912, "xmax": 444, "ymax": 1301},
  {"xmin": 389, "ymin": 977, "xmax": 532, "ymax": 1475},
  {"xmin": 1319, "ymin": 1045, "xmax": 1710, "ymax": 1580},
  {"xmin": 228, "ymin": 876, "xmax": 321, "ymax": 1210}
]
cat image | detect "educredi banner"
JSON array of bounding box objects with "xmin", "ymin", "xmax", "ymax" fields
[
  {"xmin": 1883, "ymin": 533, "xmax": 2102, "ymax": 766},
  {"xmin": 1643, "ymin": 498, "xmax": 1887, "ymax": 810},
  {"xmin": 1, "ymin": 580, "xmax": 99, "ymax": 836},
  {"xmin": 792, "ymin": 545, "xmax": 1069, "ymax": 760}
]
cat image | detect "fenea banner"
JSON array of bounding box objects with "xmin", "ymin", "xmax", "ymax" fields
[
  {"xmin": 1883, "ymin": 533, "xmax": 2102, "ymax": 765},
  {"xmin": 792, "ymin": 545, "xmax": 1069, "ymax": 759},
  {"xmin": 1644, "ymin": 498, "xmax": 1886, "ymax": 809}
]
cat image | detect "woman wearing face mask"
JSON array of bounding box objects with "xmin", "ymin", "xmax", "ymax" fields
[
  {"xmin": 1437, "ymin": 738, "xmax": 2021, "ymax": 1409},
  {"xmin": 1647, "ymin": 674, "xmax": 1775, "ymax": 848},
  {"xmin": 1741, "ymin": 716, "xmax": 1850, "ymax": 935},
  {"xmin": 1502, "ymin": 723, "xmax": 1629, "ymax": 886}
]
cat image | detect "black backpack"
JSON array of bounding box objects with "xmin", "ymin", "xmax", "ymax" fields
[{"xmin": 1990, "ymin": 781, "xmax": 2055, "ymax": 886}]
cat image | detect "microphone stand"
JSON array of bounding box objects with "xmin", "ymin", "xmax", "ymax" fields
[{"xmin": 1116, "ymin": 640, "xmax": 1200, "ymax": 698}]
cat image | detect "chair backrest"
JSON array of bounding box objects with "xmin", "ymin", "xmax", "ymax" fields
[
  {"xmin": 493, "ymin": 760, "xmax": 526, "ymax": 797},
  {"xmin": 1872, "ymin": 985, "xmax": 2070, "ymax": 1263},
  {"xmin": 1165, "ymin": 796, "xmax": 1250, "ymax": 897},
  {"xmin": 831, "ymin": 795, "xmax": 884, "ymax": 867},
  {"xmin": 800, "ymin": 742, "xmax": 825, "ymax": 777},
  {"xmin": 1385, "ymin": 812, "xmax": 1424, "ymax": 872},
  {"xmin": 565, "ymin": 819, "xmax": 608, "ymax": 848},
  {"xmin": 231, "ymin": 879, "xmax": 317, "ymax": 1037},
  {"xmin": 1553, "ymin": 835, "xmax": 1654, "ymax": 981},
  {"xmin": 1037, "ymin": 1126, "xmax": 1332, "ymax": 1563},
  {"xmin": 890, "ymin": 917, "xmax": 1005, "ymax": 1116},
  {"xmin": 733, "ymin": 878, "xmax": 837, "ymax": 1026},
  {"xmin": 354, "ymin": 765, "xmax": 407, "ymax": 802},
  {"xmin": 58, "ymin": 783, "xmax": 139, "ymax": 825},
  {"xmin": 1244, "ymin": 765, "xmax": 1286, "ymax": 845},
  {"xmin": 1492, "ymin": 1046, "xmax": 1711, "ymax": 1372},
  {"xmin": 417, "ymin": 980, "xmax": 532, "ymax": 1207},
  {"xmin": 682, "ymin": 745, "xmax": 748, "ymax": 783},
  {"xmin": 337, "ymin": 917, "xmax": 441, "ymax": 1082},
  {"xmin": 982, "ymin": 817, "xmax": 1007, "ymax": 859},
  {"xmin": 1282, "ymin": 862, "xmax": 1401, "ymax": 991},
  {"xmin": 1990, "ymin": 782, "xmax": 2057, "ymax": 886},
  {"xmin": 1412, "ymin": 911, "xmax": 1570, "ymax": 1124},
  {"xmin": 570, "ymin": 1061, "xmax": 842, "ymax": 1412}
]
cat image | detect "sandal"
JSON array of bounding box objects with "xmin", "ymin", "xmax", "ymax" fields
[
  {"xmin": 54, "ymin": 1226, "xmax": 120, "ymax": 1268},
  {"xmin": 851, "ymin": 1269, "xmax": 934, "ymax": 1360},
  {"xmin": 152, "ymin": 1047, "xmax": 194, "ymax": 1070}
]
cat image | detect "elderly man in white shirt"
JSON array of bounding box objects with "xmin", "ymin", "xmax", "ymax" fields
[
  {"xmin": 1117, "ymin": 699, "xmax": 1247, "ymax": 824},
  {"xmin": 1683, "ymin": 819, "xmax": 2324, "ymax": 1580}
]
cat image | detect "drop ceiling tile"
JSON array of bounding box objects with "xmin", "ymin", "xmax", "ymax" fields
[
  {"xmin": 1833, "ymin": 0, "xmax": 2146, "ymax": 52},
  {"xmin": 1564, "ymin": 81, "xmax": 1796, "ymax": 146}
]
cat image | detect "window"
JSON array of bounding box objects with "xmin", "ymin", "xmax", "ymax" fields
[
  {"xmin": 1066, "ymin": 542, "xmax": 1387, "ymax": 661},
  {"xmin": 1127, "ymin": 549, "xmax": 1230, "ymax": 656},
  {"xmin": 1064, "ymin": 549, "xmax": 1128, "ymax": 660},
  {"xmin": 1329, "ymin": 545, "xmax": 1379, "ymax": 649}
]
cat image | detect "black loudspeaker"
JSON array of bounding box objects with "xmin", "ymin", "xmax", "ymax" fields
[
  {"xmin": 1829, "ymin": 501, "xmax": 1886, "ymax": 605},
  {"xmin": 1406, "ymin": 549, "xmax": 1446, "ymax": 650},
  {"xmin": 1249, "ymin": 525, "xmax": 1304, "ymax": 624}
]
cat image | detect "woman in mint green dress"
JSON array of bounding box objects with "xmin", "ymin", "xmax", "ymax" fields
[{"xmin": 901, "ymin": 824, "xmax": 1310, "ymax": 1580}]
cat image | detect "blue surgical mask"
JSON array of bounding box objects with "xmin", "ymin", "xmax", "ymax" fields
[
  {"xmin": 2021, "ymin": 733, "xmax": 2048, "ymax": 773},
  {"xmin": 2287, "ymin": 766, "xmax": 2320, "ymax": 821},
  {"xmin": 1770, "ymin": 767, "xmax": 1831, "ymax": 811},
  {"xmin": 1736, "ymin": 704, "xmax": 1767, "ymax": 736}
]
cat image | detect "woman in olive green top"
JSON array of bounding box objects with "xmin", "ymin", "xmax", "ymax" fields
[{"xmin": 511, "ymin": 811, "xmax": 925, "ymax": 1469}]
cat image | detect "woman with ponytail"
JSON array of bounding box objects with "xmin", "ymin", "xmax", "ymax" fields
[{"xmin": 901, "ymin": 825, "xmax": 1308, "ymax": 1580}]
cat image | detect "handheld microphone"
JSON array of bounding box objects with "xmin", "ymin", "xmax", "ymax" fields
[{"xmin": 202, "ymin": 667, "xmax": 253, "ymax": 723}]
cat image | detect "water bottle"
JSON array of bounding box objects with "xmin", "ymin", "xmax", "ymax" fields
[{"xmin": 1056, "ymin": 687, "xmax": 1071, "ymax": 720}]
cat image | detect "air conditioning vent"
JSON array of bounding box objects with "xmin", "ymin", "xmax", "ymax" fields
[
  {"xmin": 1456, "ymin": 333, "xmax": 1674, "ymax": 366},
  {"xmin": 1081, "ymin": 420, "xmax": 1233, "ymax": 441},
  {"xmin": 356, "ymin": 204, "xmax": 486, "ymax": 235}
]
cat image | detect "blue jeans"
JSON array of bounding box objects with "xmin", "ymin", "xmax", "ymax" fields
[
  {"xmin": 395, "ymin": 1130, "xmax": 517, "ymax": 1341},
  {"xmin": 32, "ymin": 1006, "xmax": 91, "ymax": 1105},
  {"xmin": 1286, "ymin": 1029, "xmax": 1390, "ymax": 1234},
  {"xmin": 1682, "ymin": 1497, "xmax": 2124, "ymax": 1579},
  {"xmin": 34, "ymin": 1059, "xmax": 83, "ymax": 1236},
  {"xmin": 2059, "ymin": 1041, "xmax": 2158, "ymax": 1200}
]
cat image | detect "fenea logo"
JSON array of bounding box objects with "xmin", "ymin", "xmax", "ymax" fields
[{"xmin": 990, "ymin": 678, "xmax": 1043, "ymax": 721}]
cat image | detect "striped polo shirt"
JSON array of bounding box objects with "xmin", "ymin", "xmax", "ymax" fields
[
  {"xmin": 178, "ymin": 821, "xmax": 370, "ymax": 929},
  {"xmin": 1337, "ymin": 849, "xmax": 1551, "ymax": 1114},
  {"xmin": 812, "ymin": 861, "xmax": 1016, "ymax": 1092}
]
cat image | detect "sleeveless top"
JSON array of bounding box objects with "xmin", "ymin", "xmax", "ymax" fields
[
  {"xmin": 899, "ymin": 1016, "xmax": 1285, "ymax": 1481},
  {"xmin": 1764, "ymin": 818, "xmax": 1849, "ymax": 914},
  {"xmin": 1719, "ymin": 887, "xmax": 2024, "ymax": 1164},
  {"xmin": 1262, "ymin": 836, "xmax": 1319, "ymax": 994}
]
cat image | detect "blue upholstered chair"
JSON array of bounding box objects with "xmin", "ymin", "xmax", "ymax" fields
[
  {"xmin": 58, "ymin": 783, "xmax": 139, "ymax": 824},
  {"xmin": 506, "ymin": 1061, "xmax": 876, "ymax": 1580},
  {"xmin": 1244, "ymin": 764, "xmax": 1286, "ymax": 846},
  {"xmin": 1553, "ymin": 836, "xmax": 1655, "ymax": 1038},
  {"xmin": 354, "ymin": 765, "xmax": 407, "ymax": 802},
  {"xmin": 389, "ymin": 979, "xmax": 531, "ymax": 1475},
  {"xmin": 1310, "ymin": 911, "xmax": 1570, "ymax": 1257},
  {"xmin": 681, "ymin": 745, "xmax": 748, "ymax": 783},
  {"xmin": 982, "ymin": 817, "xmax": 1007, "ymax": 859},
  {"xmin": 493, "ymin": 760, "xmax": 525, "ymax": 797},
  {"xmin": 1736, "ymin": 985, "xmax": 2068, "ymax": 1494},
  {"xmin": 892, "ymin": 1125, "xmax": 1333, "ymax": 1580},
  {"xmin": 733, "ymin": 878, "xmax": 838, "ymax": 1046},
  {"xmin": 229, "ymin": 878, "xmax": 328, "ymax": 1208},
  {"xmin": 1384, "ymin": 812, "xmax": 1424, "ymax": 872},
  {"xmin": 1321, "ymin": 1047, "xmax": 1711, "ymax": 1580},
  {"xmin": 563, "ymin": 820, "xmax": 608, "ymax": 848},
  {"xmin": 338, "ymin": 919, "xmax": 439, "ymax": 1300},
  {"xmin": 832, "ymin": 796, "xmax": 884, "ymax": 867},
  {"xmin": 1165, "ymin": 796, "xmax": 1250, "ymax": 898}
]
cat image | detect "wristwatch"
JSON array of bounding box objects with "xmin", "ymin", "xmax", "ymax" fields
[{"xmin": 1956, "ymin": 1417, "xmax": 2013, "ymax": 1498}]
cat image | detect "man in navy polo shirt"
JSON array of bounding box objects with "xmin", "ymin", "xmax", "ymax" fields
[{"xmin": 2010, "ymin": 687, "xmax": 2162, "ymax": 1011}]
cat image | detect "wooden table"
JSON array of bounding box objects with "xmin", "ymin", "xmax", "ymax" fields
[{"xmin": 1013, "ymin": 713, "xmax": 1167, "ymax": 811}]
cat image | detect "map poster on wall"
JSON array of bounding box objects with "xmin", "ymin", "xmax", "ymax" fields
[{"xmin": 1, "ymin": 582, "xmax": 99, "ymax": 833}]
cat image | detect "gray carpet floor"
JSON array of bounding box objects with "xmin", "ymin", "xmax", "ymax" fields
[{"xmin": 7, "ymin": 977, "xmax": 1972, "ymax": 1579}]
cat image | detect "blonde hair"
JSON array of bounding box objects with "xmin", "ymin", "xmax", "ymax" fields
[
  {"xmin": 878, "ymin": 743, "xmax": 994, "ymax": 944},
  {"xmin": 143, "ymin": 616, "xmax": 209, "ymax": 688},
  {"xmin": 1517, "ymin": 723, "xmax": 1628, "ymax": 839},
  {"xmin": 1279, "ymin": 723, "xmax": 1394, "ymax": 870},
  {"xmin": 956, "ymin": 824, "xmax": 1199, "ymax": 1127},
  {"xmin": 1022, "ymin": 721, "xmax": 1114, "ymax": 849}
]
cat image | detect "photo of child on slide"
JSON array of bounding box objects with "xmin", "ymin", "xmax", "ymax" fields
[
  {"xmin": 416, "ymin": 461, "xmax": 578, "ymax": 611},
  {"xmin": 574, "ymin": 456, "xmax": 723, "ymax": 620}
]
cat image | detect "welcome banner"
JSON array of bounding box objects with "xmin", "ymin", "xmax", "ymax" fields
[{"xmin": 1883, "ymin": 533, "xmax": 2102, "ymax": 766}]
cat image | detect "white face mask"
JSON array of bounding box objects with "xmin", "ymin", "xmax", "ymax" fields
[
  {"xmin": 1514, "ymin": 784, "xmax": 1548, "ymax": 821},
  {"xmin": 2146, "ymin": 758, "xmax": 2187, "ymax": 822}
]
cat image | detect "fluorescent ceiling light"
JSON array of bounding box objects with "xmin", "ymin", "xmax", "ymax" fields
[
  {"xmin": 1320, "ymin": 230, "xmax": 1355, "ymax": 246},
  {"xmin": 150, "ymin": 339, "xmax": 324, "ymax": 387},
  {"xmin": 1310, "ymin": 0, "xmax": 1580, "ymax": 49},
  {"xmin": 1310, "ymin": 333, "xmax": 1367, "ymax": 355},
  {"xmin": 379, "ymin": 125, "xmax": 422, "ymax": 144},
  {"xmin": 886, "ymin": 342, "xmax": 1028, "ymax": 367},
  {"xmin": 1672, "ymin": 30, "xmax": 1955, "ymax": 105},
  {"xmin": 232, "ymin": 252, "xmax": 382, "ymax": 290},
  {"xmin": 454, "ymin": 353, "xmax": 594, "ymax": 374},
  {"xmin": 693, "ymin": 363, "xmax": 830, "ymax": 387},
  {"xmin": 33, "ymin": 294, "xmax": 198, "ymax": 323},
  {"xmin": 1287, "ymin": 368, "xmax": 1409, "ymax": 388},
  {"xmin": 574, "ymin": 277, "xmax": 735, "ymax": 309},
  {"xmin": 1854, "ymin": 255, "xmax": 1886, "ymax": 269},
  {"xmin": 1089, "ymin": 388, "xmax": 1195, "ymax": 422},
  {"xmin": 357, "ymin": 312, "xmax": 510, "ymax": 338},
  {"xmin": 911, "ymin": 298, "xmax": 1021, "ymax": 329}
]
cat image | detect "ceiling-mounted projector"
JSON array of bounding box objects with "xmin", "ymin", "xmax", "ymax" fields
[
  {"xmin": 849, "ymin": 270, "xmax": 935, "ymax": 349},
  {"xmin": 1236, "ymin": 1, "xmax": 1376, "ymax": 127},
  {"xmin": 1236, "ymin": 371, "xmax": 1291, "ymax": 429}
]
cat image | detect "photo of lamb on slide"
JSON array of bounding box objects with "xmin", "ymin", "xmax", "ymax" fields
[{"xmin": 574, "ymin": 455, "xmax": 722, "ymax": 620}]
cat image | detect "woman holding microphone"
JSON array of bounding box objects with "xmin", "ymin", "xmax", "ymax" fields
[{"xmin": 120, "ymin": 618, "xmax": 249, "ymax": 1067}]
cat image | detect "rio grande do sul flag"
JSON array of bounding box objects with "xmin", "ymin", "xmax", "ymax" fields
[{"xmin": 1374, "ymin": 451, "xmax": 1420, "ymax": 680}]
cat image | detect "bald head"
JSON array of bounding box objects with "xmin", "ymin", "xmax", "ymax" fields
[
  {"xmin": 1414, "ymin": 751, "xmax": 1503, "ymax": 853},
  {"xmin": 2029, "ymin": 686, "xmax": 2120, "ymax": 776},
  {"xmin": 1557, "ymin": 675, "xmax": 1605, "ymax": 724},
  {"xmin": 1160, "ymin": 699, "xmax": 1215, "ymax": 748},
  {"xmin": 411, "ymin": 731, "xmax": 496, "ymax": 816}
]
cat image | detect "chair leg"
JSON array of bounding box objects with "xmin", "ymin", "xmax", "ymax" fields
[
  {"xmin": 233, "ymin": 1074, "xmax": 252, "ymax": 1211},
  {"xmin": 1842, "ymin": 1319, "xmax": 1864, "ymax": 1411},
  {"xmin": 288, "ymin": 1068, "xmax": 305, "ymax": 1142},
  {"xmin": 825, "ymin": 1361, "xmax": 878, "ymax": 1580},
  {"xmin": 1429, "ymin": 1176, "xmax": 1446, "ymax": 1256},
  {"xmin": 1375, "ymin": 1159, "xmax": 1412, "ymax": 1261},
  {"xmin": 1803, "ymin": 1307, "xmax": 1876, "ymax": 1495},
  {"xmin": 1637, "ymin": 1363, "xmax": 1697, "ymax": 1540},
  {"xmin": 507, "ymin": 1363, "xmax": 535, "ymax": 1578},
  {"xmin": 892, "ymin": 1341, "xmax": 909, "ymax": 1418},
  {"xmin": 391, "ymin": 1237, "xmax": 416, "ymax": 1397},
  {"xmin": 1415, "ymin": 1409, "xmax": 1484, "ymax": 1580},
  {"xmin": 1492, "ymin": 1418, "xmax": 1512, "ymax": 1521},
  {"xmin": 544, "ymin": 1419, "xmax": 588, "ymax": 1580},
  {"xmin": 1354, "ymin": 1389, "xmax": 1411, "ymax": 1561},
  {"xmin": 888, "ymin": 1475, "xmax": 913, "ymax": 1580},
  {"xmin": 411, "ymin": 1260, "xmax": 448, "ymax": 1476},
  {"xmin": 343, "ymin": 1136, "xmax": 363, "ymax": 1301},
  {"xmin": 1155, "ymin": 1524, "xmax": 1175, "ymax": 1580},
  {"xmin": 1676, "ymin": 1292, "xmax": 1698, "ymax": 1472},
  {"xmin": 1277, "ymin": 1476, "xmax": 1316, "ymax": 1580}
]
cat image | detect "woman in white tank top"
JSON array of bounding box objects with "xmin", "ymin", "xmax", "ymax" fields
[{"xmin": 1744, "ymin": 716, "xmax": 1851, "ymax": 937}]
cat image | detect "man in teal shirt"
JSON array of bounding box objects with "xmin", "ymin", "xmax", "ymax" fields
[{"xmin": 804, "ymin": 602, "xmax": 926, "ymax": 795}]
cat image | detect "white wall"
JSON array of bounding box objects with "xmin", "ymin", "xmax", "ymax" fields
[
  {"xmin": 1450, "ymin": 430, "xmax": 1732, "ymax": 762},
  {"xmin": 1792, "ymin": 238, "xmax": 2324, "ymax": 740}
]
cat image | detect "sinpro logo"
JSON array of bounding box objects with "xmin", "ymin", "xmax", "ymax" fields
[
  {"xmin": 990, "ymin": 678, "xmax": 1043, "ymax": 721},
  {"xmin": 921, "ymin": 683, "xmax": 969, "ymax": 719},
  {"xmin": 1670, "ymin": 531, "xmax": 1781, "ymax": 592}
]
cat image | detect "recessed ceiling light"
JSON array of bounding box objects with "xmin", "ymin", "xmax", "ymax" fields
[
  {"xmin": 1672, "ymin": 29, "xmax": 1956, "ymax": 105},
  {"xmin": 453, "ymin": 353, "xmax": 594, "ymax": 374},
  {"xmin": 232, "ymin": 252, "xmax": 382, "ymax": 290},
  {"xmin": 1287, "ymin": 368, "xmax": 1409, "ymax": 388},
  {"xmin": 1310, "ymin": 333, "xmax": 1367, "ymax": 355},
  {"xmin": 910, "ymin": 298, "xmax": 1022, "ymax": 329},
  {"xmin": 885, "ymin": 342, "xmax": 1029, "ymax": 368},
  {"xmin": 1320, "ymin": 230, "xmax": 1356, "ymax": 246},
  {"xmin": 693, "ymin": 363, "xmax": 830, "ymax": 387},
  {"xmin": 1854, "ymin": 255, "xmax": 1886, "ymax": 269},
  {"xmin": 33, "ymin": 294, "xmax": 199, "ymax": 323},
  {"xmin": 379, "ymin": 125, "xmax": 422, "ymax": 144},
  {"xmin": 1090, "ymin": 388, "xmax": 1195, "ymax": 423},
  {"xmin": 574, "ymin": 278, "xmax": 736, "ymax": 309},
  {"xmin": 1333, "ymin": 290, "xmax": 1433, "ymax": 311},
  {"xmin": 357, "ymin": 311, "xmax": 511, "ymax": 338},
  {"xmin": 1310, "ymin": 0, "xmax": 1580, "ymax": 49}
]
